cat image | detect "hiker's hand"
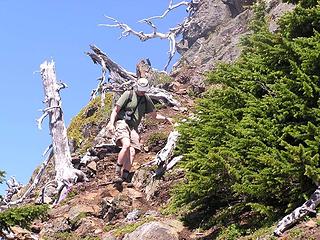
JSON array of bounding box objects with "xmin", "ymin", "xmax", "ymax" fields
[{"xmin": 106, "ymin": 123, "xmax": 115, "ymax": 135}]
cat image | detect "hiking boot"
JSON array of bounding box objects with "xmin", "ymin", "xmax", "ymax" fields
[
  {"xmin": 113, "ymin": 176, "xmax": 123, "ymax": 184},
  {"xmin": 122, "ymin": 169, "xmax": 130, "ymax": 181}
]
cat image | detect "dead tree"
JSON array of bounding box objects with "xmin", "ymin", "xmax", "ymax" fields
[
  {"xmin": 7, "ymin": 148, "xmax": 53, "ymax": 206},
  {"xmin": 274, "ymin": 186, "xmax": 320, "ymax": 236},
  {"xmin": 1, "ymin": 177, "xmax": 22, "ymax": 205},
  {"xmin": 141, "ymin": 130, "xmax": 182, "ymax": 178},
  {"xmin": 87, "ymin": 45, "xmax": 180, "ymax": 107},
  {"xmin": 136, "ymin": 59, "xmax": 152, "ymax": 79},
  {"xmin": 99, "ymin": 0, "xmax": 200, "ymax": 71},
  {"xmin": 38, "ymin": 60, "xmax": 86, "ymax": 204}
]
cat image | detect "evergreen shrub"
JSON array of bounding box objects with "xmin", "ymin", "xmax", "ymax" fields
[
  {"xmin": 0, "ymin": 204, "xmax": 48, "ymax": 230},
  {"xmin": 170, "ymin": 0, "xmax": 320, "ymax": 233}
]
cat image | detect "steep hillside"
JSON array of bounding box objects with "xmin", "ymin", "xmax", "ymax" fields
[{"xmin": 3, "ymin": 1, "xmax": 317, "ymax": 240}]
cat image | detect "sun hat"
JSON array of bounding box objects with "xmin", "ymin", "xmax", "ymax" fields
[{"xmin": 137, "ymin": 78, "xmax": 150, "ymax": 92}]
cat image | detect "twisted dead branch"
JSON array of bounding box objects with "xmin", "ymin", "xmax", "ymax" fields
[
  {"xmin": 87, "ymin": 45, "xmax": 180, "ymax": 107},
  {"xmin": 99, "ymin": 0, "xmax": 200, "ymax": 71}
]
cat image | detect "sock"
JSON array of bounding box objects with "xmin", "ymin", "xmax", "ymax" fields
[
  {"xmin": 115, "ymin": 163, "xmax": 123, "ymax": 175},
  {"xmin": 122, "ymin": 169, "xmax": 130, "ymax": 181}
]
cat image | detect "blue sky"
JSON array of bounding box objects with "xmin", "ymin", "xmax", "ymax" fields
[{"xmin": 0, "ymin": 1, "xmax": 187, "ymax": 195}]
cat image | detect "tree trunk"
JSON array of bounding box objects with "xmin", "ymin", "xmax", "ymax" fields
[{"xmin": 40, "ymin": 61, "xmax": 86, "ymax": 203}]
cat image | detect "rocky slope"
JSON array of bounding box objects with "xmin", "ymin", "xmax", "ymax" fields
[
  {"xmin": 4, "ymin": 1, "xmax": 314, "ymax": 240},
  {"xmin": 172, "ymin": 0, "xmax": 294, "ymax": 95}
]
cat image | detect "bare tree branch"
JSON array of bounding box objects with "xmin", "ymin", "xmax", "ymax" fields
[
  {"xmin": 42, "ymin": 144, "xmax": 53, "ymax": 157},
  {"xmin": 87, "ymin": 45, "xmax": 180, "ymax": 107},
  {"xmin": 99, "ymin": 0, "xmax": 200, "ymax": 71},
  {"xmin": 148, "ymin": 86, "xmax": 181, "ymax": 107},
  {"xmin": 90, "ymin": 55, "xmax": 107, "ymax": 101},
  {"xmin": 37, "ymin": 111, "xmax": 48, "ymax": 130},
  {"xmin": 140, "ymin": 0, "xmax": 191, "ymax": 22},
  {"xmin": 100, "ymin": 17, "xmax": 180, "ymax": 71},
  {"xmin": 7, "ymin": 150, "xmax": 53, "ymax": 206},
  {"xmin": 1, "ymin": 177, "xmax": 22, "ymax": 205},
  {"xmin": 37, "ymin": 106, "xmax": 61, "ymax": 130},
  {"xmin": 87, "ymin": 45, "xmax": 136, "ymax": 84},
  {"xmin": 57, "ymin": 81, "xmax": 68, "ymax": 92}
]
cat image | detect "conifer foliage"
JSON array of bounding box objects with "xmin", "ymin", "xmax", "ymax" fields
[{"xmin": 172, "ymin": 0, "xmax": 320, "ymax": 231}]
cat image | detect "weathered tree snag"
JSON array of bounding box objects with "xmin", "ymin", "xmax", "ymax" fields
[
  {"xmin": 7, "ymin": 148, "xmax": 53, "ymax": 206},
  {"xmin": 90, "ymin": 55, "xmax": 107, "ymax": 108},
  {"xmin": 87, "ymin": 45, "xmax": 180, "ymax": 107},
  {"xmin": 274, "ymin": 186, "xmax": 320, "ymax": 236},
  {"xmin": 147, "ymin": 87, "xmax": 181, "ymax": 107},
  {"xmin": 99, "ymin": 0, "xmax": 200, "ymax": 71},
  {"xmin": 39, "ymin": 60, "xmax": 86, "ymax": 204},
  {"xmin": 136, "ymin": 59, "xmax": 152, "ymax": 79},
  {"xmin": 87, "ymin": 45, "xmax": 136, "ymax": 84},
  {"xmin": 153, "ymin": 130, "xmax": 180, "ymax": 177},
  {"xmin": 1, "ymin": 177, "xmax": 22, "ymax": 206}
]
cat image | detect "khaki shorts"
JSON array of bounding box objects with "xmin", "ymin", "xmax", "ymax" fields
[{"xmin": 114, "ymin": 120, "xmax": 141, "ymax": 151}]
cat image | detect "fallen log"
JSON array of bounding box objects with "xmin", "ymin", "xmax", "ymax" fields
[{"xmin": 274, "ymin": 186, "xmax": 320, "ymax": 236}]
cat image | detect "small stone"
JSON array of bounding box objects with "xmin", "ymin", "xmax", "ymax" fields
[
  {"xmin": 95, "ymin": 228, "xmax": 103, "ymax": 234},
  {"xmin": 87, "ymin": 161, "xmax": 97, "ymax": 173},
  {"xmin": 305, "ymin": 219, "xmax": 317, "ymax": 228},
  {"xmin": 126, "ymin": 209, "xmax": 142, "ymax": 222},
  {"xmin": 179, "ymin": 107, "xmax": 188, "ymax": 113}
]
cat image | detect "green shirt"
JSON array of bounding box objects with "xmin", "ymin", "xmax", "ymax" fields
[{"xmin": 116, "ymin": 90, "xmax": 155, "ymax": 130}]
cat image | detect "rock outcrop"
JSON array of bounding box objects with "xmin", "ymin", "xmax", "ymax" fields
[{"xmin": 172, "ymin": 0, "xmax": 295, "ymax": 95}]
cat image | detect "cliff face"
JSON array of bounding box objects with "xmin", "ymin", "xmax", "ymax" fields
[
  {"xmin": 2, "ymin": 1, "xmax": 298, "ymax": 240},
  {"xmin": 172, "ymin": 0, "xmax": 294, "ymax": 94}
]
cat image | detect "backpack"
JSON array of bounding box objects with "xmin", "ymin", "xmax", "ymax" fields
[
  {"xmin": 121, "ymin": 90, "xmax": 146, "ymax": 122},
  {"xmin": 121, "ymin": 90, "xmax": 134, "ymax": 111}
]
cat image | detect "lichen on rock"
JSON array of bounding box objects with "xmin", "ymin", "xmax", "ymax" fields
[{"xmin": 67, "ymin": 94, "xmax": 113, "ymax": 154}]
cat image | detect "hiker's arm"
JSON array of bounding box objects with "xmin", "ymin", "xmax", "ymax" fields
[
  {"xmin": 107, "ymin": 105, "xmax": 121, "ymax": 127},
  {"xmin": 149, "ymin": 111, "xmax": 173, "ymax": 125}
]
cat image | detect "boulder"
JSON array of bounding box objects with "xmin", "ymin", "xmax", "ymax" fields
[{"xmin": 122, "ymin": 220, "xmax": 184, "ymax": 240}]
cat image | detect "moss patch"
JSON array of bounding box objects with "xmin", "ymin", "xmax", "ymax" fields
[
  {"xmin": 112, "ymin": 217, "xmax": 155, "ymax": 237},
  {"xmin": 48, "ymin": 232, "xmax": 99, "ymax": 240},
  {"xmin": 145, "ymin": 132, "xmax": 168, "ymax": 152},
  {"xmin": 67, "ymin": 94, "xmax": 113, "ymax": 154},
  {"xmin": 150, "ymin": 72, "xmax": 173, "ymax": 86},
  {"xmin": 69, "ymin": 212, "xmax": 88, "ymax": 228}
]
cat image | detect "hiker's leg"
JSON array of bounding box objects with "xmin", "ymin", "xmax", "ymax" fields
[
  {"xmin": 123, "ymin": 147, "xmax": 135, "ymax": 172},
  {"xmin": 130, "ymin": 147, "xmax": 136, "ymax": 165},
  {"xmin": 130, "ymin": 129, "xmax": 141, "ymax": 165},
  {"xmin": 114, "ymin": 120, "xmax": 131, "ymax": 176},
  {"xmin": 117, "ymin": 137, "xmax": 131, "ymax": 167},
  {"xmin": 122, "ymin": 129, "xmax": 140, "ymax": 181}
]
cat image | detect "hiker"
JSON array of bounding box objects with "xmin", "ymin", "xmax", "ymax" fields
[{"xmin": 106, "ymin": 78, "xmax": 173, "ymax": 183}]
